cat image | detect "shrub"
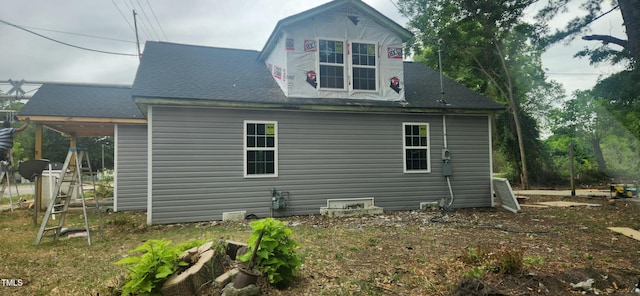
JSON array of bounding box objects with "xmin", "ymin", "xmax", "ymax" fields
[
  {"xmin": 238, "ymin": 218, "xmax": 302, "ymax": 288},
  {"xmin": 115, "ymin": 239, "xmax": 204, "ymax": 295},
  {"xmin": 461, "ymin": 245, "xmax": 524, "ymax": 276}
]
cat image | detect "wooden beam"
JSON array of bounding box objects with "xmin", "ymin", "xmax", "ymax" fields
[
  {"xmin": 35, "ymin": 123, "xmax": 43, "ymax": 216},
  {"xmin": 19, "ymin": 115, "xmax": 147, "ymax": 124}
]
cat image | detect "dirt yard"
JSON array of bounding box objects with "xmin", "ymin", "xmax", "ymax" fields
[
  {"xmin": 1, "ymin": 194, "xmax": 639, "ymax": 295},
  {"xmin": 205, "ymin": 195, "xmax": 640, "ymax": 295}
]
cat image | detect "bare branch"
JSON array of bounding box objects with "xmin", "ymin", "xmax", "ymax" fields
[{"xmin": 582, "ymin": 34, "xmax": 629, "ymax": 48}]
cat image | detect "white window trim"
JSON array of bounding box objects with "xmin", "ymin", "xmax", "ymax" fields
[
  {"xmin": 318, "ymin": 39, "xmax": 347, "ymax": 91},
  {"xmin": 349, "ymin": 40, "xmax": 379, "ymax": 93},
  {"xmin": 402, "ymin": 122, "xmax": 431, "ymax": 173},
  {"xmin": 316, "ymin": 39, "xmax": 380, "ymax": 92},
  {"xmin": 244, "ymin": 120, "xmax": 278, "ymax": 178}
]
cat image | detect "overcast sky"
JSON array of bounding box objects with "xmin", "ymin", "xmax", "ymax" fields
[{"xmin": 0, "ymin": 0, "xmax": 626, "ymax": 97}]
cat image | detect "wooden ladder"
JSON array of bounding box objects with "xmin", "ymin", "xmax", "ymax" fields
[{"xmin": 35, "ymin": 148, "xmax": 104, "ymax": 245}]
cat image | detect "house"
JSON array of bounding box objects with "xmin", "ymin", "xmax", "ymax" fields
[
  {"xmin": 130, "ymin": 0, "xmax": 505, "ymax": 224},
  {"xmin": 18, "ymin": 83, "xmax": 148, "ymax": 211}
]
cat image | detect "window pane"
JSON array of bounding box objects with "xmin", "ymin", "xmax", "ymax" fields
[
  {"xmin": 266, "ymin": 136, "xmax": 274, "ymax": 147},
  {"xmin": 257, "ymin": 136, "xmax": 266, "ymax": 147},
  {"xmin": 352, "ymin": 43, "xmax": 375, "ymax": 66},
  {"xmin": 406, "ymin": 149, "xmax": 427, "ymax": 170},
  {"xmin": 247, "ymin": 151, "xmax": 255, "ymax": 161},
  {"xmin": 353, "ymin": 67, "xmax": 375, "ymax": 90},
  {"xmin": 320, "ymin": 65, "xmax": 344, "ymax": 88},
  {"xmin": 247, "ymin": 123, "xmax": 255, "ymax": 135},
  {"xmin": 257, "ymin": 124, "xmax": 265, "ymax": 135},
  {"xmin": 319, "ymin": 40, "xmax": 343, "ymax": 65},
  {"xmin": 266, "ymin": 151, "xmax": 274, "ymax": 163}
]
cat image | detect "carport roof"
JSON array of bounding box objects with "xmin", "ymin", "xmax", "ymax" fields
[{"xmin": 19, "ymin": 83, "xmax": 146, "ymax": 137}]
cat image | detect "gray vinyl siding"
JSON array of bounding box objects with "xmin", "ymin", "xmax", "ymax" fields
[
  {"xmin": 149, "ymin": 106, "xmax": 493, "ymax": 224},
  {"xmin": 115, "ymin": 124, "xmax": 148, "ymax": 211}
]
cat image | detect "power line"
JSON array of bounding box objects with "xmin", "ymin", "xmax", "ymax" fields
[
  {"xmin": 136, "ymin": 0, "xmax": 160, "ymax": 40},
  {"xmin": 125, "ymin": 0, "xmax": 150, "ymax": 41},
  {"xmin": 111, "ymin": 0, "xmax": 135, "ymax": 33},
  {"xmin": 145, "ymin": 0, "xmax": 167, "ymax": 40},
  {"xmin": 21, "ymin": 25, "xmax": 135, "ymax": 43},
  {"xmin": 0, "ymin": 19, "xmax": 138, "ymax": 57}
]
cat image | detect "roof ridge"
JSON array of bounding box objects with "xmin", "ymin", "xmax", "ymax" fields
[
  {"xmin": 148, "ymin": 41, "xmax": 260, "ymax": 54},
  {"xmin": 43, "ymin": 82, "xmax": 132, "ymax": 89}
]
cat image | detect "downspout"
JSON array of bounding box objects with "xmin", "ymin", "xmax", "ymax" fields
[{"xmin": 438, "ymin": 39, "xmax": 455, "ymax": 208}]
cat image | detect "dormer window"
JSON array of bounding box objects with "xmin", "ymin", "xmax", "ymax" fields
[
  {"xmin": 318, "ymin": 39, "xmax": 379, "ymax": 92},
  {"xmin": 351, "ymin": 42, "xmax": 377, "ymax": 90},
  {"xmin": 319, "ymin": 40, "xmax": 345, "ymax": 89}
]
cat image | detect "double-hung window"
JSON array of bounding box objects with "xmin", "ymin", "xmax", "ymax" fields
[
  {"xmin": 318, "ymin": 40, "xmax": 378, "ymax": 91},
  {"xmin": 244, "ymin": 121, "xmax": 278, "ymax": 177},
  {"xmin": 319, "ymin": 40, "xmax": 345, "ymax": 89},
  {"xmin": 351, "ymin": 42, "xmax": 377, "ymax": 91},
  {"xmin": 403, "ymin": 123, "xmax": 430, "ymax": 173}
]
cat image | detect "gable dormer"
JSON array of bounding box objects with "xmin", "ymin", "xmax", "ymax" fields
[{"xmin": 258, "ymin": 0, "xmax": 412, "ymax": 101}]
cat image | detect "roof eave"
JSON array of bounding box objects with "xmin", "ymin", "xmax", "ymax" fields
[{"xmin": 133, "ymin": 97, "xmax": 504, "ymax": 115}]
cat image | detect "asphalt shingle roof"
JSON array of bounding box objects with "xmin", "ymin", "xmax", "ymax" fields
[
  {"xmin": 132, "ymin": 41, "xmax": 504, "ymax": 112},
  {"xmin": 20, "ymin": 83, "xmax": 144, "ymax": 119}
]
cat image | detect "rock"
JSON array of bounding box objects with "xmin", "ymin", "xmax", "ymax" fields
[
  {"xmin": 221, "ymin": 282, "xmax": 259, "ymax": 296},
  {"xmin": 570, "ymin": 278, "xmax": 595, "ymax": 291}
]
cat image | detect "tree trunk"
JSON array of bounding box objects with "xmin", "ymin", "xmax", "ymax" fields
[
  {"xmin": 511, "ymin": 103, "xmax": 530, "ymax": 189},
  {"xmin": 590, "ymin": 137, "xmax": 607, "ymax": 172},
  {"xmin": 618, "ymin": 0, "xmax": 640, "ymax": 66}
]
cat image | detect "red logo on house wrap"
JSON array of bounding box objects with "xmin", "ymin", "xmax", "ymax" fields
[
  {"xmin": 304, "ymin": 40, "xmax": 317, "ymax": 52},
  {"xmin": 307, "ymin": 71, "xmax": 316, "ymax": 81},
  {"xmin": 387, "ymin": 47, "xmax": 403, "ymax": 59}
]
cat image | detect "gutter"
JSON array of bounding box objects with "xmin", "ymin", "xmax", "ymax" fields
[{"xmin": 133, "ymin": 97, "xmax": 505, "ymax": 117}]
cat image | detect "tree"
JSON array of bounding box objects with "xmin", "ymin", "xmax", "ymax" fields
[
  {"xmin": 398, "ymin": 0, "xmax": 561, "ymax": 188},
  {"xmin": 551, "ymin": 91, "xmax": 613, "ymax": 171},
  {"xmin": 537, "ymin": 0, "xmax": 638, "ymax": 68},
  {"xmin": 42, "ymin": 130, "xmax": 114, "ymax": 171}
]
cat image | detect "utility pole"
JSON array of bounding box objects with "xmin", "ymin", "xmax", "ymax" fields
[
  {"xmin": 133, "ymin": 9, "xmax": 142, "ymax": 61},
  {"xmin": 569, "ymin": 142, "xmax": 575, "ymax": 196}
]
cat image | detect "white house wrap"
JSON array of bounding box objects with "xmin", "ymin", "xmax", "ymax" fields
[{"xmin": 263, "ymin": 3, "xmax": 405, "ymax": 101}]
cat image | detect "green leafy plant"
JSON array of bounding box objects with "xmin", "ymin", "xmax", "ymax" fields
[
  {"xmin": 461, "ymin": 245, "xmax": 524, "ymax": 276},
  {"xmin": 238, "ymin": 218, "xmax": 302, "ymax": 287},
  {"xmin": 115, "ymin": 239, "xmax": 204, "ymax": 296}
]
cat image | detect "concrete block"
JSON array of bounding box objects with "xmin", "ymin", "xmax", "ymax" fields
[
  {"xmin": 320, "ymin": 206, "xmax": 383, "ymax": 217},
  {"xmin": 420, "ymin": 201, "xmax": 440, "ymax": 211},
  {"xmin": 214, "ymin": 268, "xmax": 239, "ymax": 288},
  {"xmin": 222, "ymin": 211, "xmax": 246, "ymax": 221}
]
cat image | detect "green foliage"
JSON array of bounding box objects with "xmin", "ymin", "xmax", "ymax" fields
[
  {"xmin": 96, "ymin": 178, "xmax": 114, "ymax": 199},
  {"xmin": 461, "ymin": 245, "xmax": 525, "ymax": 276},
  {"xmin": 398, "ymin": 0, "xmax": 563, "ymax": 188},
  {"xmin": 546, "ymin": 86, "xmax": 640, "ymax": 181},
  {"xmin": 523, "ymin": 255, "xmax": 544, "ymax": 266},
  {"xmin": 115, "ymin": 239, "xmax": 204, "ymax": 296},
  {"xmin": 238, "ymin": 218, "xmax": 302, "ymax": 287}
]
